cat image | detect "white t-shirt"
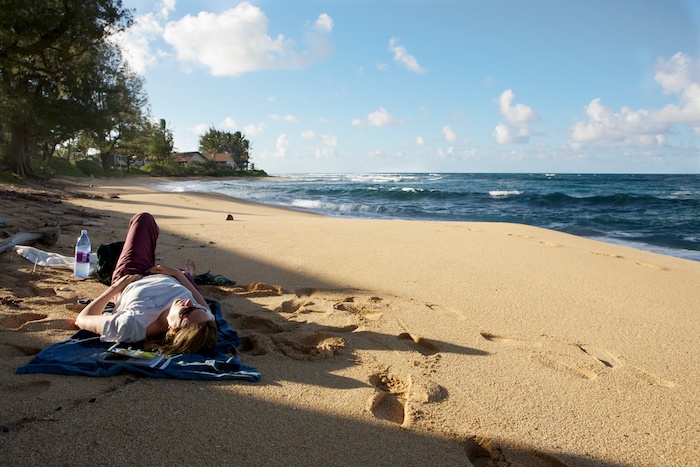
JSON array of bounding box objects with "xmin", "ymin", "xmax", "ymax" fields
[{"xmin": 101, "ymin": 274, "xmax": 211, "ymax": 343}]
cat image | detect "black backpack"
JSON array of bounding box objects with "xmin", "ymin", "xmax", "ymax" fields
[{"xmin": 95, "ymin": 241, "xmax": 124, "ymax": 285}]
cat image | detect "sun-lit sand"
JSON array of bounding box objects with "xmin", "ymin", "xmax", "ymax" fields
[{"xmin": 1, "ymin": 176, "xmax": 698, "ymax": 466}]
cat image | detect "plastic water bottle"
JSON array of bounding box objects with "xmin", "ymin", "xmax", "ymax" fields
[{"xmin": 74, "ymin": 230, "xmax": 91, "ymax": 278}]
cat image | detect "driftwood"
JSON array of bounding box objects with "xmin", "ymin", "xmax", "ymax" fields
[{"xmin": 0, "ymin": 225, "xmax": 61, "ymax": 255}]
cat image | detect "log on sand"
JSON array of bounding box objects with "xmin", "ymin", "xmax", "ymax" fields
[{"xmin": 0, "ymin": 225, "xmax": 60, "ymax": 255}]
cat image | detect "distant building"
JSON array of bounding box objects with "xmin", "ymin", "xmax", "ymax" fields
[
  {"xmin": 202, "ymin": 153, "xmax": 237, "ymax": 170},
  {"xmin": 170, "ymin": 151, "xmax": 208, "ymax": 166}
]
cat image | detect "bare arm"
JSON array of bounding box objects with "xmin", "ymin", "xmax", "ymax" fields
[
  {"xmin": 75, "ymin": 274, "xmax": 142, "ymax": 335},
  {"xmin": 146, "ymin": 265, "xmax": 211, "ymax": 312}
]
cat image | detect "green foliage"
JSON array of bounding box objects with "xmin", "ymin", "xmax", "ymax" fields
[
  {"xmin": 0, "ymin": 170, "xmax": 25, "ymax": 184},
  {"xmin": 148, "ymin": 119, "xmax": 174, "ymax": 161},
  {"xmin": 140, "ymin": 160, "xmax": 268, "ymax": 178},
  {"xmin": 199, "ymin": 127, "xmax": 250, "ymax": 170},
  {"xmin": 75, "ymin": 159, "xmax": 107, "ymax": 177},
  {"xmin": 43, "ymin": 157, "xmax": 85, "ymax": 178},
  {"xmin": 140, "ymin": 160, "xmax": 183, "ymax": 177},
  {"xmin": 0, "ymin": 0, "xmax": 140, "ymax": 177}
]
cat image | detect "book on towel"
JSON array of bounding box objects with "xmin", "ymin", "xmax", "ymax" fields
[{"xmin": 98, "ymin": 344, "xmax": 168, "ymax": 368}]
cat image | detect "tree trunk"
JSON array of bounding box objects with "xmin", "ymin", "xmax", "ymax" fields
[
  {"xmin": 101, "ymin": 151, "xmax": 111, "ymax": 170},
  {"xmin": 9, "ymin": 123, "xmax": 38, "ymax": 179},
  {"xmin": 40, "ymin": 142, "xmax": 57, "ymax": 164}
]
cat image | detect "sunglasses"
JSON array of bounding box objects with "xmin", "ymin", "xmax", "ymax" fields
[{"xmin": 179, "ymin": 306, "xmax": 199, "ymax": 326}]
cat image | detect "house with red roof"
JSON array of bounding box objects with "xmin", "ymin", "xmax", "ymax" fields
[{"xmin": 202, "ymin": 153, "xmax": 237, "ymax": 170}]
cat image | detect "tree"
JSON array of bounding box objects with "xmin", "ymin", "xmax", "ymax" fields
[
  {"xmin": 88, "ymin": 49, "xmax": 148, "ymax": 170},
  {"xmin": 149, "ymin": 119, "xmax": 174, "ymax": 161},
  {"xmin": 199, "ymin": 127, "xmax": 251, "ymax": 170},
  {"xmin": 0, "ymin": 0, "xmax": 136, "ymax": 177}
]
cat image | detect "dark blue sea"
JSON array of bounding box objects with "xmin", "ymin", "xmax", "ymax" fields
[{"xmin": 152, "ymin": 173, "xmax": 700, "ymax": 262}]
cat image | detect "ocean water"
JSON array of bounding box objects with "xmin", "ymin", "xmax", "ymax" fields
[{"xmin": 151, "ymin": 173, "xmax": 700, "ymax": 262}]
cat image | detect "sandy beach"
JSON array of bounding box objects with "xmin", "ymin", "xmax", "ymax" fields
[{"xmin": 0, "ymin": 176, "xmax": 698, "ymax": 466}]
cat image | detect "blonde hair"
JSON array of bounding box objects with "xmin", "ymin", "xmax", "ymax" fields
[{"xmin": 150, "ymin": 320, "xmax": 218, "ymax": 355}]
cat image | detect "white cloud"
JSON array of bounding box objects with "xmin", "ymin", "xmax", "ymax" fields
[
  {"xmin": 221, "ymin": 117, "xmax": 237, "ymax": 129},
  {"xmin": 655, "ymin": 52, "xmax": 693, "ymax": 95},
  {"xmin": 111, "ymin": 0, "xmax": 175, "ymax": 73},
  {"xmin": 368, "ymin": 108, "xmax": 398, "ymax": 126},
  {"xmin": 570, "ymin": 52, "xmax": 700, "ymax": 147},
  {"xmin": 162, "ymin": 2, "xmax": 333, "ymax": 76},
  {"xmin": 353, "ymin": 107, "xmax": 400, "ymax": 127},
  {"xmin": 493, "ymin": 89, "xmax": 539, "ymax": 144},
  {"xmin": 493, "ymin": 122, "xmax": 532, "ymax": 145},
  {"xmin": 438, "ymin": 146, "xmax": 455, "ymax": 158},
  {"xmin": 499, "ymin": 89, "xmax": 538, "ymax": 126},
  {"xmin": 388, "ymin": 37, "xmax": 427, "ymax": 74},
  {"xmin": 190, "ymin": 123, "xmax": 209, "ymax": 135},
  {"xmin": 299, "ymin": 130, "xmax": 337, "ymax": 157},
  {"xmin": 320, "ymin": 134, "xmax": 337, "ymax": 147},
  {"xmin": 270, "ymin": 114, "xmax": 299, "ymax": 123},
  {"xmin": 244, "ymin": 122, "xmax": 266, "ymax": 136},
  {"xmin": 313, "ymin": 13, "xmax": 333, "ymax": 33},
  {"xmin": 442, "ymin": 125, "xmax": 457, "ymax": 143},
  {"xmin": 314, "ymin": 134, "xmax": 337, "ymax": 158},
  {"xmin": 158, "ymin": 0, "xmax": 176, "ymax": 19},
  {"xmin": 274, "ymin": 134, "xmax": 290, "ymax": 158},
  {"xmin": 416, "ymin": 136, "xmax": 426, "ymax": 146}
]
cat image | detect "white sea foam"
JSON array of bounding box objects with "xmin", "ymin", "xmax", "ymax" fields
[
  {"xmin": 489, "ymin": 190, "xmax": 523, "ymax": 198},
  {"xmin": 290, "ymin": 199, "xmax": 324, "ymax": 209}
]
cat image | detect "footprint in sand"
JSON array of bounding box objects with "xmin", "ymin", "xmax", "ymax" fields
[
  {"xmin": 425, "ymin": 303, "xmax": 467, "ymax": 321},
  {"xmin": 367, "ymin": 371, "xmax": 446, "ymax": 428},
  {"xmin": 333, "ymin": 300, "xmax": 383, "ymax": 324},
  {"xmin": 16, "ymin": 318, "xmax": 78, "ymax": 333},
  {"xmin": 465, "ymin": 435, "xmax": 576, "ymax": 467},
  {"xmin": 397, "ymin": 332, "xmax": 440, "ymax": 356},
  {"xmin": 590, "ymin": 251, "xmax": 624, "ymax": 259},
  {"xmin": 12, "ymin": 285, "xmax": 57, "ymax": 299},
  {"xmin": 479, "ymin": 331, "xmax": 543, "ymax": 349},
  {"xmin": 636, "ymin": 262, "xmax": 669, "ymax": 271},
  {"xmin": 578, "ymin": 344, "xmax": 623, "ymax": 369},
  {"xmin": 540, "ymin": 241, "xmax": 563, "ymax": 247},
  {"xmin": 235, "ymin": 313, "xmax": 347, "ymax": 361},
  {"xmin": 0, "ymin": 312, "xmax": 47, "ymax": 330},
  {"xmin": 274, "ymin": 332, "xmax": 347, "ymax": 361},
  {"xmin": 367, "ymin": 372, "xmax": 410, "ymax": 426},
  {"xmin": 530, "ymin": 353, "xmax": 599, "ymax": 380},
  {"xmin": 235, "ymin": 315, "xmax": 298, "ymax": 334},
  {"xmin": 464, "ymin": 436, "xmax": 503, "ymax": 467},
  {"xmin": 630, "ymin": 365, "xmax": 677, "ymax": 388},
  {"xmin": 232, "ymin": 282, "xmax": 286, "ymax": 297},
  {"xmin": 277, "ymin": 298, "xmax": 326, "ymax": 315}
]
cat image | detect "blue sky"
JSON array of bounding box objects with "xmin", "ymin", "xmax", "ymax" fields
[{"xmin": 117, "ymin": 0, "xmax": 700, "ymax": 174}]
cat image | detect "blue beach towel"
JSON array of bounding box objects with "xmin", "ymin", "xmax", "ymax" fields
[{"xmin": 16, "ymin": 301, "xmax": 261, "ymax": 382}]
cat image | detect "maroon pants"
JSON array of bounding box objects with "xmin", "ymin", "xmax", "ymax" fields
[{"xmin": 111, "ymin": 213, "xmax": 196, "ymax": 287}]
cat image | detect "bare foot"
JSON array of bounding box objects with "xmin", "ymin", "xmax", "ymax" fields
[{"xmin": 184, "ymin": 259, "xmax": 196, "ymax": 276}]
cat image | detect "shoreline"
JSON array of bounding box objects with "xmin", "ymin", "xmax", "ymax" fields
[
  {"xmin": 1, "ymin": 176, "xmax": 698, "ymax": 465},
  {"xmin": 145, "ymin": 174, "xmax": 700, "ymax": 262}
]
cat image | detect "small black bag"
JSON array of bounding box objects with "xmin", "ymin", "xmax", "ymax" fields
[{"xmin": 95, "ymin": 241, "xmax": 124, "ymax": 285}]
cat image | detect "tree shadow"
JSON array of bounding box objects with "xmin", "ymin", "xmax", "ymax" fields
[{"xmin": 0, "ymin": 186, "xmax": 633, "ymax": 466}]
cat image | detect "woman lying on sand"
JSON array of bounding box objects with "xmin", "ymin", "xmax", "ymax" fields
[{"xmin": 76, "ymin": 212, "xmax": 217, "ymax": 354}]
